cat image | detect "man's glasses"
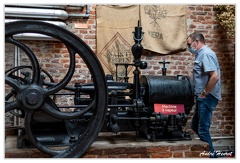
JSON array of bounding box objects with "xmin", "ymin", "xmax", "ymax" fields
[
  {"xmin": 187, "ymin": 39, "xmax": 195, "ymax": 47},
  {"xmin": 190, "ymin": 40, "xmax": 196, "ymax": 47}
]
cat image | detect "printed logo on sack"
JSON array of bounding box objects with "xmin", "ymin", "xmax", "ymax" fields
[
  {"xmin": 144, "ymin": 5, "xmax": 167, "ymax": 28},
  {"xmin": 98, "ymin": 32, "xmax": 134, "ymax": 81}
]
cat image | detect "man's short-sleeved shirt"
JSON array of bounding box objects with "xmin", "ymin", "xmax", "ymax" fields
[{"xmin": 193, "ymin": 45, "xmax": 222, "ymax": 100}]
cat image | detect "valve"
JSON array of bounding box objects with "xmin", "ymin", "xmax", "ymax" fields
[{"xmin": 158, "ymin": 60, "xmax": 170, "ymax": 76}]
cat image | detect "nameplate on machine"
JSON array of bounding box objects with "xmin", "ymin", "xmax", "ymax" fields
[{"xmin": 154, "ymin": 104, "xmax": 184, "ymax": 115}]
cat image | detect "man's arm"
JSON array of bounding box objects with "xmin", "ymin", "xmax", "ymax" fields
[{"xmin": 199, "ymin": 70, "xmax": 219, "ymax": 98}]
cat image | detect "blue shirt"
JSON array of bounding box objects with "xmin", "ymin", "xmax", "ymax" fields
[{"xmin": 193, "ymin": 45, "xmax": 222, "ymax": 100}]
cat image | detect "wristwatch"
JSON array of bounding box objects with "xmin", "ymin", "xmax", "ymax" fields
[{"xmin": 202, "ymin": 90, "xmax": 207, "ymax": 96}]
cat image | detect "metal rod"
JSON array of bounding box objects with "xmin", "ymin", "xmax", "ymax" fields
[
  {"xmin": 57, "ymin": 104, "xmax": 134, "ymax": 108},
  {"xmin": 118, "ymin": 117, "xmax": 150, "ymax": 120},
  {"xmin": 194, "ymin": 136, "xmax": 234, "ymax": 140}
]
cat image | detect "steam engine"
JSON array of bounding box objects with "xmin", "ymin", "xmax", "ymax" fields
[{"xmin": 5, "ymin": 21, "xmax": 194, "ymax": 157}]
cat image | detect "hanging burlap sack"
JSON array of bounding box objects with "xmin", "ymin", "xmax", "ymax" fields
[
  {"xmin": 140, "ymin": 5, "xmax": 187, "ymax": 54},
  {"xmin": 96, "ymin": 5, "xmax": 139, "ymax": 82}
]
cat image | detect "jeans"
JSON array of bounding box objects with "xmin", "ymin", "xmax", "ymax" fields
[{"xmin": 191, "ymin": 94, "xmax": 218, "ymax": 152}]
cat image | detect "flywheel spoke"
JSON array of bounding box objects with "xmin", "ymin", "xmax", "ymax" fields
[{"xmin": 5, "ymin": 100, "xmax": 19, "ymax": 113}]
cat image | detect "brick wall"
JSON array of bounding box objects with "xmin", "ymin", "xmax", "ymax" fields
[
  {"xmin": 66, "ymin": 5, "xmax": 97, "ymax": 52},
  {"xmin": 82, "ymin": 140, "xmax": 210, "ymax": 158},
  {"xmin": 5, "ymin": 4, "xmax": 235, "ymax": 141}
]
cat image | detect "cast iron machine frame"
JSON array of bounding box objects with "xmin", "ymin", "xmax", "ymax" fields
[{"xmin": 5, "ymin": 21, "xmax": 194, "ymax": 158}]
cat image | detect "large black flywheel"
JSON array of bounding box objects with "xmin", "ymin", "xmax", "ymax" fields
[{"xmin": 5, "ymin": 21, "xmax": 108, "ymax": 158}]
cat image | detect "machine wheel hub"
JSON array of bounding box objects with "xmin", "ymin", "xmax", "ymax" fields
[{"xmin": 20, "ymin": 86, "xmax": 44, "ymax": 110}]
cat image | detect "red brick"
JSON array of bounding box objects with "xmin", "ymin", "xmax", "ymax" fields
[
  {"xmin": 125, "ymin": 147, "xmax": 147, "ymax": 154},
  {"xmin": 103, "ymin": 147, "xmax": 126, "ymax": 155},
  {"xmin": 191, "ymin": 144, "xmax": 209, "ymax": 151},
  {"xmin": 173, "ymin": 152, "xmax": 184, "ymax": 158},
  {"xmin": 169, "ymin": 145, "xmax": 189, "ymax": 151},
  {"xmin": 148, "ymin": 146, "xmax": 169, "ymax": 153},
  {"xmin": 85, "ymin": 148, "xmax": 104, "ymax": 155},
  {"xmin": 83, "ymin": 155, "xmax": 98, "ymax": 158},
  {"xmin": 151, "ymin": 152, "xmax": 172, "ymax": 158},
  {"xmin": 5, "ymin": 153, "xmax": 30, "ymax": 158},
  {"xmin": 128, "ymin": 154, "xmax": 142, "ymax": 158},
  {"xmin": 185, "ymin": 151, "xmax": 203, "ymax": 158}
]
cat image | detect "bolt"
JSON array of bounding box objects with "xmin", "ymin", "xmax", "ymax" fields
[{"xmin": 26, "ymin": 92, "xmax": 39, "ymax": 105}]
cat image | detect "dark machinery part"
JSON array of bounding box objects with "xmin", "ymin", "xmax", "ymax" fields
[
  {"xmin": 5, "ymin": 20, "xmax": 108, "ymax": 158},
  {"xmin": 140, "ymin": 75, "xmax": 194, "ymax": 115},
  {"xmin": 5, "ymin": 21, "xmax": 195, "ymax": 158}
]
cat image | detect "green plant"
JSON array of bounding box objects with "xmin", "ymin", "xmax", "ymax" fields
[{"xmin": 215, "ymin": 5, "xmax": 235, "ymax": 37}]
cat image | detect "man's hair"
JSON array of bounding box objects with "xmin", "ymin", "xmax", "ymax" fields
[{"xmin": 189, "ymin": 32, "xmax": 205, "ymax": 44}]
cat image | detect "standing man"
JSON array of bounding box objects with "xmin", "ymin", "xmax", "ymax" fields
[{"xmin": 187, "ymin": 32, "xmax": 222, "ymax": 156}]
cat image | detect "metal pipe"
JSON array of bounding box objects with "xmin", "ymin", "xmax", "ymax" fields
[
  {"xmin": 5, "ymin": 4, "xmax": 90, "ymax": 18},
  {"xmin": 5, "ymin": 19, "xmax": 67, "ymax": 28},
  {"xmin": 67, "ymin": 13, "xmax": 90, "ymax": 18},
  {"xmin": 4, "ymin": 5, "xmax": 91, "ymax": 40},
  {"xmin": 67, "ymin": 5, "xmax": 90, "ymax": 18},
  {"xmin": 5, "ymin": 4, "xmax": 66, "ymax": 9},
  {"xmin": 5, "ymin": 7, "xmax": 68, "ymax": 20},
  {"xmin": 5, "ymin": 19, "xmax": 66, "ymax": 40},
  {"xmin": 5, "ymin": 5, "xmax": 90, "ymax": 20},
  {"xmin": 14, "ymin": 46, "xmax": 21, "ymax": 135},
  {"xmin": 67, "ymin": 5, "xmax": 85, "ymax": 8},
  {"xmin": 12, "ymin": 33, "xmax": 58, "ymax": 41}
]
